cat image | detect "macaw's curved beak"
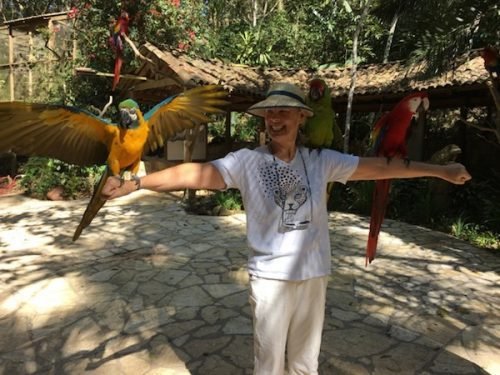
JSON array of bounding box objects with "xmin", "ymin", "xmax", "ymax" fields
[
  {"xmin": 120, "ymin": 108, "xmax": 138, "ymax": 128},
  {"xmin": 414, "ymin": 97, "xmax": 430, "ymax": 121},
  {"xmin": 309, "ymin": 86, "xmax": 323, "ymax": 101},
  {"xmin": 421, "ymin": 97, "xmax": 430, "ymax": 111},
  {"xmin": 120, "ymin": 109, "xmax": 131, "ymax": 127}
]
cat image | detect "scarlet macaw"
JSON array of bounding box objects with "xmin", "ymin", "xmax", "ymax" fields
[
  {"xmin": 109, "ymin": 11, "xmax": 130, "ymax": 91},
  {"xmin": 480, "ymin": 46, "xmax": 500, "ymax": 77},
  {"xmin": 0, "ymin": 85, "xmax": 228, "ymax": 240},
  {"xmin": 304, "ymin": 78, "xmax": 343, "ymax": 201},
  {"xmin": 366, "ymin": 92, "xmax": 429, "ymax": 265}
]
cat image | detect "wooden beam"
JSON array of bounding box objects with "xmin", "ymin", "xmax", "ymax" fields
[
  {"xmin": 131, "ymin": 77, "xmax": 181, "ymax": 91},
  {"xmin": 28, "ymin": 31, "xmax": 33, "ymax": 98},
  {"xmin": 0, "ymin": 59, "xmax": 59, "ymax": 70},
  {"xmin": 74, "ymin": 67, "xmax": 148, "ymax": 81}
]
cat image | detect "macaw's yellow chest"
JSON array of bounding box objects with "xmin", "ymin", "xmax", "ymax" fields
[{"xmin": 109, "ymin": 126, "xmax": 149, "ymax": 170}]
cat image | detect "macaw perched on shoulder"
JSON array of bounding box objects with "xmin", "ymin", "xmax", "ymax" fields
[
  {"xmin": 304, "ymin": 78, "xmax": 343, "ymax": 201},
  {"xmin": 0, "ymin": 85, "xmax": 228, "ymax": 241},
  {"xmin": 109, "ymin": 10, "xmax": 130, "ymax": 91},
  {"xmin": 480, "ymin": 46, "xmax": 500, "ymax": 77},
  {"xmin": 366, "ymin": 91, "xmax": 429, "ymax": 266},
  {"xmin": 304, "ymin": 78, "xmax": 334, "ymax": 149},
  {"xmin": 304, "ymin": 78, "xmax": 343, "ymax": 151}
]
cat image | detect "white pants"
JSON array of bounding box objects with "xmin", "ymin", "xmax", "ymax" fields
[{"xmin": 249, "ymin": 275, "xmax": 329, "ymax": 375}]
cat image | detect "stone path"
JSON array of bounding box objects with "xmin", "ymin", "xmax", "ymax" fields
[{"xmin": 0, "ymin": 191, "xmax": 499, "ymax": 374}]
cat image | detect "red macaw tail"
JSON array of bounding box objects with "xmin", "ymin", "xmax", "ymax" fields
[
  {"xmin": 366, "ymin": 179, "xmax": 391, "ymax": 266},
  {"xmin": 73, "ymin": 168, "xmax": 110, "ymax": 241},
  {"xmin": 112, "ymin": 55, "xmax": 123, "ymax": 91}
]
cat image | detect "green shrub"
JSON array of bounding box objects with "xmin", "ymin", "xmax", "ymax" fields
[
  {"xmin": 450, "ymin": 215, "xmax": 499, "ymax": 250},
  {"xmin": 213, "ymin": 189, "xmax": 243, "ymax": 211},
  {"xmin": 20, "ymin": 157, "xmax": 104, "ymax": 199}
]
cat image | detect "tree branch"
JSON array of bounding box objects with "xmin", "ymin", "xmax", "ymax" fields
[
  {"xmin": 98, "ymin": 96, "xmax": 113, "ymax": 117},
  {"xmin": 122, "ymin": 33, "xmax": 156, "ymax": 67}
]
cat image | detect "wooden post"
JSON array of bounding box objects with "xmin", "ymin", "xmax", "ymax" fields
[
  {"xmin": 407, "ymin": 107, "xmax": 426, "ymax": 161},
  {"xmin": 184, "ymin": 125, "xmax": 201, "ymax": 203},
  {"xmin": 8, "ymin": 26, "xmax": 14, "ymax": 101},
  {"xmin": 28, "ymin": 31, "xmax": 33, "ymax": 98},
  {"xmin": 72, "ymin": 35, "xmax": 78, "ymax": 61}
]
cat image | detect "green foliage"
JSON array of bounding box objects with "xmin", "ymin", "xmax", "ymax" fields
[
  {"xmin": 450, "ymin": 216, "xmax": 499, "ymax": 250},
  {"xmin": 0, "ymin": 1, "xmax": 67, "ymax": 20},
  {"xmin": 20, "ymin": 157, "xmax": 104, "ymax": 199},
  {"xmin": 451, "ymin": 171, "xmax": 500, "ymax": 232},
  {"xmin": 208, "ymin": 113, "xmax": 259, "ymax": 143},
  {"xmin": 399, "ymin": 1, "xmax": 498, "ymax": 74},
  {"xmin": 233, "ymin": 114, "xmax": 259, "ymax": 142},
  {"xmin": 213, "ymin": 189, "xmax": 243, "ymax": 211},
  {"xmin": 235, "ymin": 30, "xmax": 272, "ymax": 66}
]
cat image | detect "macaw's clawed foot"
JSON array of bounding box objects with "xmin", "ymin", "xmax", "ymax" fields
[
  {"xmin": 404, "ymin": 158, "xmax": 411, "ymax": 168},
  {"xmin": 111, "ymin": 175, "xmax": 125, "ymax": 187},
  {"xmin": 385, "ymin": 156, "xmax": 393, "ymax": 164},
  {"xmin": 131, "ymin": 174, "xmax": 141, "ymax": 190}
]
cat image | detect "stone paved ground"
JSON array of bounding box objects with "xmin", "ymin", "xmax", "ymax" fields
[{"xmin": 0, "ymin": 191, "xmax": 499, "ymax": 375}]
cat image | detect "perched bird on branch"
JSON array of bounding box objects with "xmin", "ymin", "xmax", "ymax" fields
[
  {"xmin": 480, "ymin": 46, "xmax": 500, "ymax": 79},
  {"xmin": 109, "ymin": 10, "xmax": 130, "ymax": 91}
]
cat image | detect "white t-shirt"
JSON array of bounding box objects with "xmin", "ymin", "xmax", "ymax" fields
[{"xmin": 211, "ymin": 145, "xmax": 359, "ymax": 281}]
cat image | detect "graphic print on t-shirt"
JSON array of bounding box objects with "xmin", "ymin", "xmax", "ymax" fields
[{"xmin": 258, "ymin": 159, "xmax": 310, "ymax": 230}]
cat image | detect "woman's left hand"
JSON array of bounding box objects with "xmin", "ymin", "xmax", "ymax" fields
[{"xmin": 440, "ymin": 163, "xmax": 472, "ymax": 185}]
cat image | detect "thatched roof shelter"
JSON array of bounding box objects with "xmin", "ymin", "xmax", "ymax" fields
[{"xmin": 78, "ymin": 42, "xmax": 492, "ymax": 114}]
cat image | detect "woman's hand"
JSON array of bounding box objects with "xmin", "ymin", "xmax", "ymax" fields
[
  {"xmin": 101, "ymin": 176, "xmax": 138, "ymax": 200},
  {"xmin": 440, "ymin": 163, "xmax": 472, "ymax": 185}
]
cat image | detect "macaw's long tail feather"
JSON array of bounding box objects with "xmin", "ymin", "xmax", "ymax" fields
[
  {"xmin": 112, "ymin": 56, "xmax": 123, "ymax": 91},
  {"xmin": 366, "ymin": 179, "xmax": 391, "ymax": 266},
  {"xmin": 73, "ymin": 167, "xmax": 110, "ymax": 241}
]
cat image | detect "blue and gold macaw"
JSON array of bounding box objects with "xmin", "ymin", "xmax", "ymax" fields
[{"xmin": 0, "ymin": 85, "xmax": 228, "ymax": 240}]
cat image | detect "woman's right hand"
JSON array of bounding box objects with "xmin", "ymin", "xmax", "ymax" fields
[{"xmin": 101, "ymin": 176, "xmax": 137, "ymax": 200}]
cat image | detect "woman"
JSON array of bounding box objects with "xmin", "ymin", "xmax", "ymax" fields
[{"xmin": 102, "ymin": 82, "xmax": 471, "ymax": 375}]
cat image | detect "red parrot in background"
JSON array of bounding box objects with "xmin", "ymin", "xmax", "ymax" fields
[
  {"xmin": 366, "ymin": 92, "xmax": 430, "ymax": 266},
  {"xmin": 480, "ymin": 46, "xmax": 500, "ymax": 82},
  {"xmin": 109, "ymin": 11, "xmax": 130, "ymax": 91}
]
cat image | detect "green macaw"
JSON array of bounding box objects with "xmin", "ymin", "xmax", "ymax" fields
[
  {"xmin": 0, "ymin": 85, "xmax": 228, "ymax": 241},
  {"xmin": 304, "ymin": 78, "xmax": 343, "ymax": 151},
  {"xmin": 304, "ymin": 78, "xmax": 343, "ymax": 201}
]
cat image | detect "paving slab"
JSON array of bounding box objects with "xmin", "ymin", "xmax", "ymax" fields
[{"xmin": 0, "ymin": 191, "xmax": 499, "ymax": 374}]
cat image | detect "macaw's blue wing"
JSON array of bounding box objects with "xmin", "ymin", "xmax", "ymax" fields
[
  {"xmin": 369, "ymin": 112, "xmax": 389, "ymax": 156},
  {"xmin": 143, "ymin": 85, "xmax": 228, "ymax": 152},
  {"xmin": 0, "ymin": 102, "xmax": 114, "ymax": 166}
]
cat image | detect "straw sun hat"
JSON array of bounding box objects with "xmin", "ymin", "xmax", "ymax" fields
[{"xmin": 246, "ymin": 82, "xmax": 314, "ymax": 118}]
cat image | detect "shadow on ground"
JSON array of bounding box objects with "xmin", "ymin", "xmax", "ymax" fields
[{"xmin": 0, "ymin": 192, "xmax": 498, "ymax": 374}]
